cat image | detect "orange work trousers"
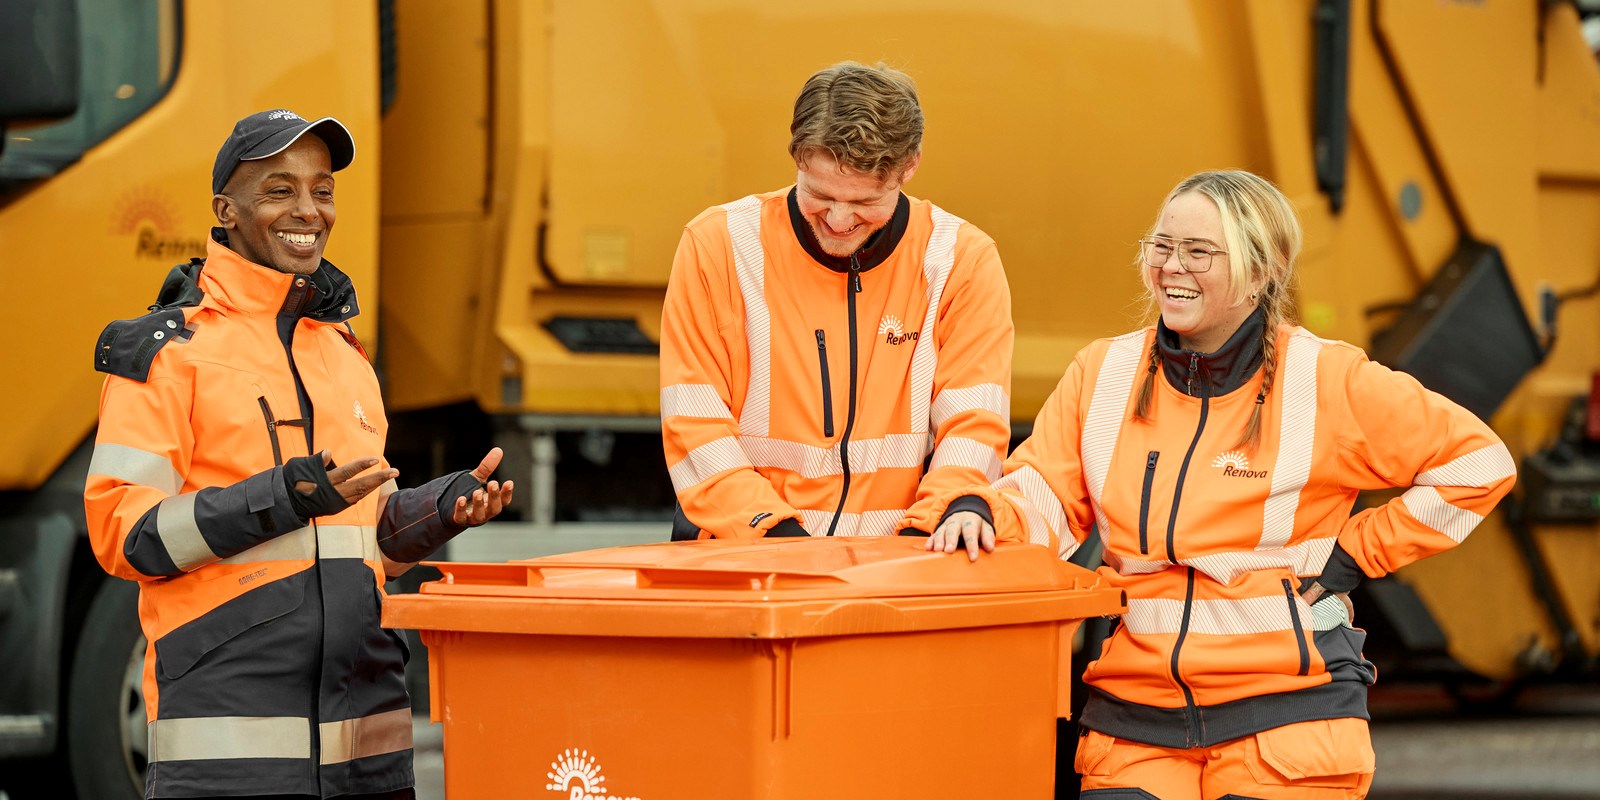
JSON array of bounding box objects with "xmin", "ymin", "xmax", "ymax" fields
[{"xmin": 1076, "ymin": 717, "xmax": 1376, "ymax": 800}]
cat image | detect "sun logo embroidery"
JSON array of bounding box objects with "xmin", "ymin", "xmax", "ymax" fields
[
  {"xmin": 1213, "ymin": 450, "xmax": 1267, "ymax": 479},
  {"xmin": 878, "ymin": 314, "xmax": 919, "ymax": 345},
  {"xmin": 352, "ymin": 400, "xmax": 378, "ymax": 434},
  {"xmin": 546, "ymin": 748, "xmax": 642, "ymax": 799}
]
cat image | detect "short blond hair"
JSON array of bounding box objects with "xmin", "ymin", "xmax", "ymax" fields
[{"xmin": 789, "ymin": 61, "xmax": 923, "ymax": 181}]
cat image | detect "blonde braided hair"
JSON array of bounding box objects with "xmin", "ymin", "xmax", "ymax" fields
[{"xmin": 1131, "ymin": 171, "xmax": 1302, "ymax": 452}]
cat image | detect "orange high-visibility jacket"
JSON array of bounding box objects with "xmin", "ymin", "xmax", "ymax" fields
[
  {"xmin": 84, "ymin": 233, "xmax": 413, "ymax": 798},
  {"xmin": 945, "ymin": 315, "xmax": 1514, "ymax": 748},
  {"xmin": 661, "ymin": 187, "xmax": 1013, "ymax": 539}
]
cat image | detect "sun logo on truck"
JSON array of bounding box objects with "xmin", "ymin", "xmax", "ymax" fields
[
  {"xmin": 878, "ymin": 315, "xmax": 919, "ymax": 345},
  {"xmin": 110, "ymin": 187, "xmax": 206, "ymax": 261},
  {"xmin": 546, "ymin": 748, "xmax": 642, "ymax": 799},
  {"xmin": 1213, "ymin": 450, "xmax": 1267, "ymax": 479}
]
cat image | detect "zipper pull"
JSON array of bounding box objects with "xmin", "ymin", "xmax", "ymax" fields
[
  {"xmin": 815, "ymin": 330, "xmax": 826, "ymax": 349},
  {"xmin": 850, "ymin": 256, "xmax": 862, "ymax": 293},
  {"xmin": 1187, "ymin": 353, "xmax": 1200, "ymax": 396}
]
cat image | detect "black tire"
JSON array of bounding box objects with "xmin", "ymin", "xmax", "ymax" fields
[{"xmin": 66, "ymin": 578, "xmax": 145, "ymax": 800}]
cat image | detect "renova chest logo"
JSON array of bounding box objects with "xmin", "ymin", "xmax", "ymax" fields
[
  {"xmin": 546, "ymin": 749, "xmax": 642, "ymax": 800},
  {"xmin": 1212, "ymin": 450, "xmax": 1268, "ymax": 479},
  {"xmin": 878, "ymin": 314, "xmax": 919, "ymax": 345},
  {"xmin": 353, "ymin": 401, "xmax": 378, "ymax": 434}
]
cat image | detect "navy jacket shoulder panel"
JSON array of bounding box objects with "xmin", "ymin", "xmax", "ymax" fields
[
  {"xmin": 94, "ymin": 308, "xmax": 190, "ymax": 382},
  {"xmin": 94, "ymin": 260, "xmax": 205, "ymax": 382}
]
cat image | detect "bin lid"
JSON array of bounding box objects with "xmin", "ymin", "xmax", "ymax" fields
[{"xmin": 384, "ymin": 538, "xmax": 1126, "ymax": 640}]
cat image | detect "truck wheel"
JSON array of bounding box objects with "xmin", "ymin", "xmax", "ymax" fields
[{"xmin": 67, "ymin": 578, "xmax": 145, "ymax": 800}]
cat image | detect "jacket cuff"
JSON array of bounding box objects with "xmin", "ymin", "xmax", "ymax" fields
[
  {"xmin": 377, "ymin": 470, "xmax": 478, "ymax": 563},
  {"xmin": 764, "ymin": 518, "xmax": 809, "ymax": 538},
  {"xmin": 1316, "ymin": 541, "xmax": 1365, "ymax": 592},
  {"xmin": 939, "ymin": 495, "xmax": 994, "ymax": 527}
]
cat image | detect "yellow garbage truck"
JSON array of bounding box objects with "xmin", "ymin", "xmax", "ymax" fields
[{"xmin": 1, "ymin": 1, "xmax": 1597, "ymax": 797}]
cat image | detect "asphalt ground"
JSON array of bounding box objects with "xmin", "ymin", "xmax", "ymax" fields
[{"xmin": 411, "ymin": 682, "xmax": 1600, "ymax": 799}]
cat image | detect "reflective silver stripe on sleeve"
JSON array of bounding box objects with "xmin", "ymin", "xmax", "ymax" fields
[
  {"xmin": 929, "ymin": 436, "xmax": 1003, "ymax": 482},
  {"xmin": 156, "ymin": 493, "xmax": 217, "ymax": 572},
  {"xmin": 1104, "ymin": 553, "xmax": 1172, "ymax": 575},
  {"xmin": 667, "ymin": 436, "xmax": 752, "ymax": 493},
  {"xmin": 1081, "ymin": 332, "xmax": 1146, "ymax": 554},
  {"xmin": 1415, "ymin": 442, "xmax": 1516, "ymax": 487},
  {"xmin": 319, "ymin": 708, "xmax": 413, "ymax": 765},
  {"xmin": 930, "ymin": 383, "xmax": 1010, "ymax": 432},
  {"xmin": 216, "ymin": 525, "xmax": 314, "ymax": 565},
  {"xmin": 149, "ymin": 716, "xmax": 310, "ymax": 762},
  {"xmin": 1122, "ymin": 595, "xmax": 1310, "ymax": 636},
  {"xmin": 661, "ymin": 384, "xmax": 734, "ymax": 420},
  {"xmin": 318, "ymin": 525, "xmax": 379, "ymax": 560},
  {"xmin": 1400, "ymin": 485, "xmax": 1484, "ymax": 543},
  {"xmin": 88, "ymin": 443, "xmax": 183, "ymax": 496},
  {"xmin": 723, "ymin": 195, "xmax": 772, "ymax": 438},
  {"xmin": 908, "ymin": 206, "xmax": 963, "ymax": 437},
  {"xmin": 1259, "ymin": 331, "xmax": 1320, "ymax": 550},
  {"xmin": 378, "ymin": 478, "xmax": 399, "ymax": 501},
  {"xmin": 995, "ymin": 464, "xmax": 1068, "ymax": 549}
]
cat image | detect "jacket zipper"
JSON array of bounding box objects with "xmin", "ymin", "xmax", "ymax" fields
[
  {"xmin": 1283, "ymin": 578, "xmax": 1311, "ymax": 676},
  {"xmin": 1139, "ymin": 451, "xmax": 1159, "ymax": 555},
  {"xmin": 815, "ymin": 330, "xmax": 834, "ymax": 438},
  {"xmin": 1171, "ymin": 566, "xmax": 1201, "ymax": 746},
  {"xmin": 1167, "ymin": 354, "xmax": 1209, "ymax": 746},
  {"xmin": 257, "ymin": 397, "xmax": 284, "ymax": 466},
  {"xmin": 823, "ymin": 257, "xmax": 863, "ymax": 536},
  {"xmin": 278, "ymin": 288, "xmax": 325, "ymax": 786}
]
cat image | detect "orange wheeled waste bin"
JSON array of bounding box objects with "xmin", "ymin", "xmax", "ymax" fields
[{"xmin": 384, "ymin": 536, "xmax": 1124, "ymax": 799}]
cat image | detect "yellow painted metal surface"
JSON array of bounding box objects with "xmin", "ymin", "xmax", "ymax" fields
[
  {"xmin": 0, "ymin": 1, "xmax": 379, "ymax": 488},
  {"xmin": 6, "ymin": 0, "xmax": 1600, "ymax": 680}
]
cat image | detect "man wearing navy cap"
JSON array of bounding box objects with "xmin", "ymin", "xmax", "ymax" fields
[{"xmin": 85, "ymin": 110, "xmax": 513, "ymax": 799}]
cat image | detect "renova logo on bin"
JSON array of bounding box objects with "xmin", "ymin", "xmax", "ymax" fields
[{"xmin": 546, "ymin": 748, "xmax": 642, "ymax": 800}]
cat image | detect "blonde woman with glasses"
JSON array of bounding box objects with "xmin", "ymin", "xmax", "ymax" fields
[{"xmin": 917, "ymin": 170, "xmax": 1514, "ymax": 799}]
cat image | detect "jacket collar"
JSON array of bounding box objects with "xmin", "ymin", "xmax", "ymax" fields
[
  {"xmin": 1156, "ymin": 305, "xmax": 1267, "ymax": 398},
  {"xmin": 185, "ymin": 227, "xmax": 360, "ymax": 322},
  {"xmin": 786, "ymin": 187, "xmax": 910, "ymax": 273}
]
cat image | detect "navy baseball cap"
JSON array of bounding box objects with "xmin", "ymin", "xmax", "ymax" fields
[{"xmin": 212, "ymin": 109, "xmax": 355, "ymax": 194}]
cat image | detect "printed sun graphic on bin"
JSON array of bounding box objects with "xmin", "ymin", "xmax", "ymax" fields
[
  {"xmin": 1211, "ymin": 450, "xmax": 1250, "ymax": 470},
  {"xmin": 547, "ymin": 749, "xmax": 605, "ymax": 795}
]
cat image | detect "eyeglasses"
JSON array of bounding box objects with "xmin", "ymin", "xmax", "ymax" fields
[{"xmin": 1139, "ymin": 237, "xmax": 1228, "ymax": 273}]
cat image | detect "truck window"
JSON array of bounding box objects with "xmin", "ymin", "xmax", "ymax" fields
[{"xmin": 0, "ymin": 0, "xmax": 179, "ymax": 189}]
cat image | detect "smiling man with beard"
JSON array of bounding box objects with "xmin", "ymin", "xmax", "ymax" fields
[
  {"xmin": 85, "ymin": 110, "xmax": 514, "ymax": 799},
  {"xmin": 660, "ymin": 62, "xmax": 1015, "ymax": 544}
]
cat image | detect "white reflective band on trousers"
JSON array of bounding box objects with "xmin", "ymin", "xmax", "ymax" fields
[
  {"xmin": 149, "ymin": 716, "xmax": 310, "ymax": 762},
  {"xmin": 148, "ymin": 708, "xmax": 411, "ymax": 764},
  {"xmin": 319, "ymin": 707, "xmax": 413, "ymax": 765}
]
